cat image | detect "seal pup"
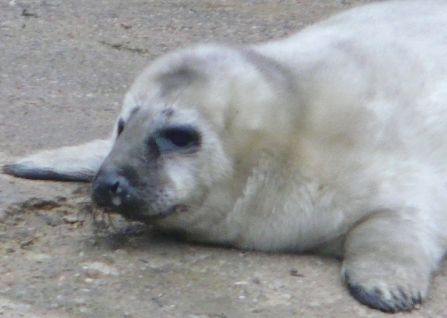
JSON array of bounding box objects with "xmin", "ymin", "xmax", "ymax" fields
[{"xmin": 4, "ymin": 0, "xmax": 447, "ymax": 312}]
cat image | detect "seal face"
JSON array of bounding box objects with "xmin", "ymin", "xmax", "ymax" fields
[
  {"xmin": 91, "ymin": 88, "xmax": 230, "ymax": 222},
  {"xmin": 92, "ymin": 116, "xmax": 204, "ymax": 220}
]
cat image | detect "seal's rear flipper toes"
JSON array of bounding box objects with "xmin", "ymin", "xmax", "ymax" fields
[
  {"xmin": 3, "ymin": 138, "xmax": 112, "ymax": 182},
  {"xmin": 2, "ymin": 163, "xmax": 20, "ymax": 176}
]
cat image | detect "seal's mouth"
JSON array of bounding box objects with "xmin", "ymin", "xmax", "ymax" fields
[
  {"xmin": 171, "ymin": 204, "xmax": 189, "ymax": 214},
  {"xmin": 96, "ymin": 203, "xmax": 189, "ymax": 223},
  {"xmin": 147, "ymin": 204, "xmax": 190, "ymax": 220}
]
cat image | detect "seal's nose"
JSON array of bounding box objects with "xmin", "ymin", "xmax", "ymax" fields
[{"xmin": 92, "ymin": 170, "xmax": 130, "ymax": 208}]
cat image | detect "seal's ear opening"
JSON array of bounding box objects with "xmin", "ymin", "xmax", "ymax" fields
[{"xmin": 2, "ymin": 138, "xmax": 112, "ymax": 182}]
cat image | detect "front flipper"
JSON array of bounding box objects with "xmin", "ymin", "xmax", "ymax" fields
[
  {"xmin": 342, "ymin": 210, "xmax": 442, "ymax": 313},
  {"xmin": 2, "ymin": 139, "xmax": 112, "ymax": 182}
]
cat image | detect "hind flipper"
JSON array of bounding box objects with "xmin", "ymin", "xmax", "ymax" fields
[{"xmin": 2, "ymin": 139, "xmax": 112, "ymax": 182}]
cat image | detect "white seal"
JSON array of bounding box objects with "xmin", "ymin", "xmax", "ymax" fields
[{"xmin": 4, "ymin": 0, "xmax": 447, "ymax": 312}]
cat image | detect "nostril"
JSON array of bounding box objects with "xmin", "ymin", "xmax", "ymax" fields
[
  {"xmin": 92, "ymin": 170, "xmax": 132, "ymax": 208},
  {"xmin": 110, "ymin": 180, "xmax": 120, "ymax": 194}
]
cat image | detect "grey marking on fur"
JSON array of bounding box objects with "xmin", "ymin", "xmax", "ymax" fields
[
  {"xmin": 241, "ymin": 48, "xmax": 295, "ymax": 91},
  {"xmin": 157, "ymin": 64, "xmax": 202, "ymax": 97}
]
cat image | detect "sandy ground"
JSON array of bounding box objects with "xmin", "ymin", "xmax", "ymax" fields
[{"xmin": 2, "ymin": 0, "xmax": 447, "ymax": 317}]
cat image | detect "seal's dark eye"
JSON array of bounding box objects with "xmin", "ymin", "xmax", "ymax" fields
[
  {"xmin": 155, "ymin": 126, "xmax": 201, "ymax": 152},
  {"xmin": 117, "ymin": 119, "xmax": 125, "ymax": 136},
  {"xmin": 163, "ymin": 127, "xmax": 200, "ymax": 147}
]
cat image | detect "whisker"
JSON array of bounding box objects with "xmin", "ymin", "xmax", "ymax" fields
[
  {"xmin": 91, "ymin": 206, "xmax": 112, "ymax": 233},
  {"xmin": 106, "ymin": 212, "xmax": 118, "ymax": 231}
]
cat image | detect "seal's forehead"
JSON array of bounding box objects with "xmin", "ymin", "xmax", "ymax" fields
[
  {"xmin": 121, "ymin": 91, "xmax": 202, "ymax": 132},
  {"xmin": 120, "ymin": 54, "xmax": 223, "ymax": 129},
  {"xmin": 121, "ymin": 91, "xmax": 165, "ymax": 121}
]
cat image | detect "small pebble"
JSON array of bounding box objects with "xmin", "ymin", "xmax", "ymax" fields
[{"xmin": 82, "ymin": 261, "xmax": 119, "ymax": 276}]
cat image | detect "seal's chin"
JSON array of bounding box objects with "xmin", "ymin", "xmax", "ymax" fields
[
  {"xmin": 99, "ymin": 203, "xmax": 190, "ymax": 223},
  {"xmin": 172, "ymin": 204, "xmax": 189, "ymax": 213},
  {"xmin": 149, "ymin": 204, "xmax": 190, "ymax": 220}
]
